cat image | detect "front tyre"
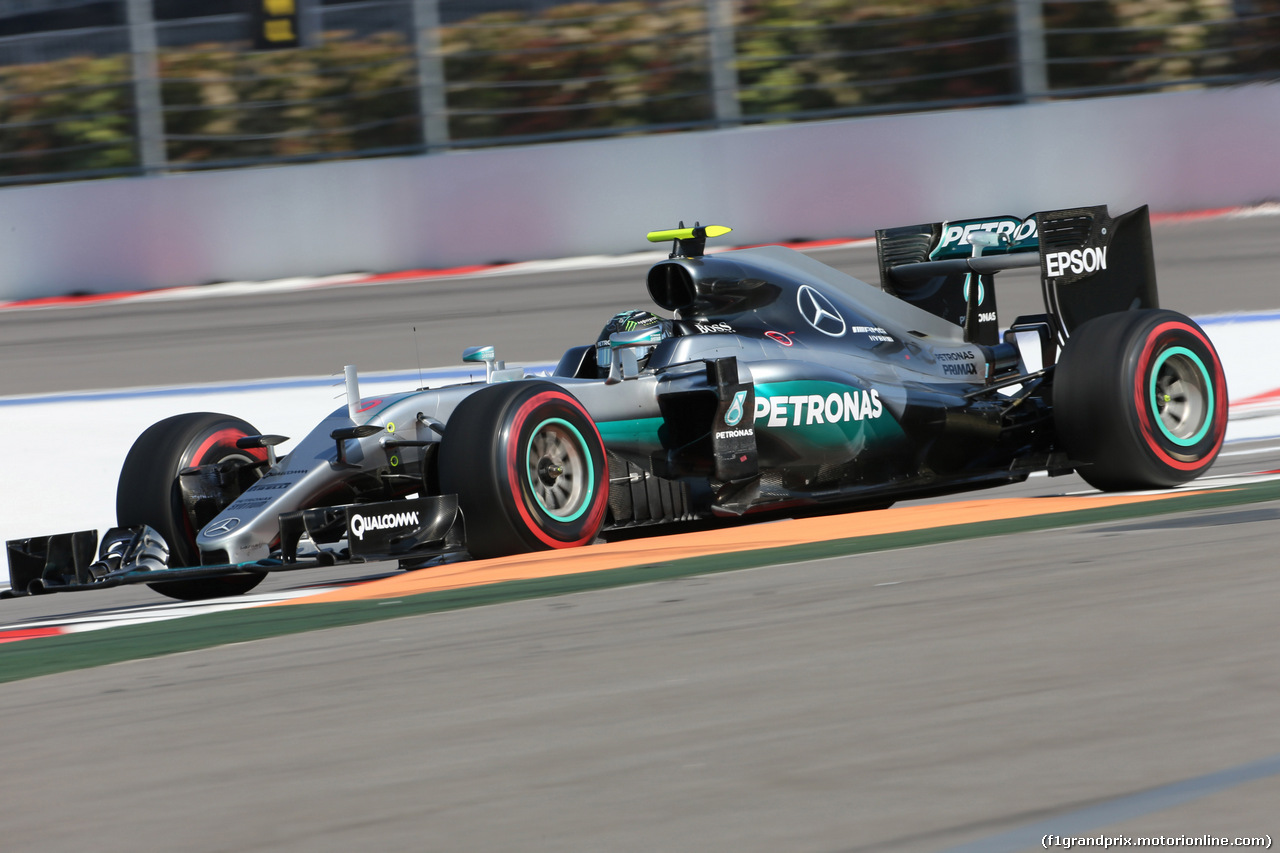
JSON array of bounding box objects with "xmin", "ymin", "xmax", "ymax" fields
[
  {"xmin": 1054, "ymin": 309, "xmax": 1227, "ymax": 491},
  {"xmin": 116, "ymin": 412, "xmax": 268, "ymax": 600},
  {"xmin": 439, "ymin": 382, "xmax": 609, "ymax": 559}
]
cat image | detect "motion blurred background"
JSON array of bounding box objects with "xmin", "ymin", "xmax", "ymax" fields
[
  {"xmin": 2, "ymin": 0, "xmax": 1277, "ymax": 185},
  {"xmin": 0, "ymin": 1, "xmax": 1278, "ymax": 302}
]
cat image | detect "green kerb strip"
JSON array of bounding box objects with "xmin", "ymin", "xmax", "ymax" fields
[{"xmin": 6, "ymin": 480, "xmax": 1280, "ymax": 684}]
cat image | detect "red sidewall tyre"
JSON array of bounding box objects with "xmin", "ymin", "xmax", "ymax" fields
[
  {"xmin": 117, "ymin": 412, "xmax": 268, "ymax": 600},
  {"xmin": 439, "ymin": 382, "xmax": 609, "ymax": 559},
  {"xmin": 1054, "ymin": 310, "xmax": 1227, "ymax": 491},
  {"xmin": 1129, "ymin": 320, "xmax": 1228, "ymax": 472}
]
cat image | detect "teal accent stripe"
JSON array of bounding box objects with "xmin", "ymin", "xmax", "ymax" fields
[
  {"xmin": 525, "ymin": 417, "xmax": 594, "ymax": 523},
  {"xmin": 597, "ymin": 417, "xmax": 664, "ymax": 445},
  {"xmin": 1149, "ymin": 346, "xmax": 1214, "ymax": 447}
]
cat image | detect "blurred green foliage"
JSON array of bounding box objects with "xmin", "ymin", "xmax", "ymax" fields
[
  {"xmin": 734, "ymin": 0, "xmax": 1018, "ymax": 115},
  {"xmin": 441, "ymin": 2, "xmax": 714, "ymax": 140},
  {"xmin": 0, "ymin": 55, "xmax": 134, "ymax": 178},
  {"xmin": 159, "ymin": 33, "xmax": 420, "ymax": 164},
  {"xmin": 0, "ymin": 0, "xmax": 1274, "ymax": 183},
  {"xmin": 1043, "ymin": 0, "xmax": 1251, "ymax": 90}
]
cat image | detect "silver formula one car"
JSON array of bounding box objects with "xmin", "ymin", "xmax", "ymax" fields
[{"xmin": 5, "ymin": 204, "xmax": 1228, "ymax": 601}]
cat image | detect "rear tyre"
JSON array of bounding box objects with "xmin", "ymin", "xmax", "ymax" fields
[
  {"xmin": 116, "ymin": 412, "xmax": 268, "ymax": 600},
  {"xmin": 439, "ymin": 382, "xmax": 609, "ymax": 559},
  {"xmin": 1054, "ymin": 309, "xmax": 1227, "ymax": 491}
]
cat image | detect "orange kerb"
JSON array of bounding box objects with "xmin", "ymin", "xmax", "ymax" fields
[{"xmin": 271, "ymin": 491, "xmax": 1184, "ymax": 606}]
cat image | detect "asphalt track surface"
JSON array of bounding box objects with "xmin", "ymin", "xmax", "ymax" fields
[{"xmin": 3, "ymin": 214, "xmax": 1280, "ymax": 851}]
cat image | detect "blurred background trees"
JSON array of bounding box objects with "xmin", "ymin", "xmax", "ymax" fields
[{"xmin": 1, "ymin": 0, "xmax": 1276, "ymax": 184}]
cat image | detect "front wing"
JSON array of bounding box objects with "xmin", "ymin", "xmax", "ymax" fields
[{"xmin": 3, "ymin": 495, "xmax": 461, "ymax": 599}]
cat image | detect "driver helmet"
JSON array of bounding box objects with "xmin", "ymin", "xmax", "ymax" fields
[{"xmin": 595, "ymin": 309, "xmax": 669, "ymax": 371}]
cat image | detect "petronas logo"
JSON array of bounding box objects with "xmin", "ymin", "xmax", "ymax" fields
[{"xmin": 725, "ymin": 390, "xmax": 747, "ymax": 426}]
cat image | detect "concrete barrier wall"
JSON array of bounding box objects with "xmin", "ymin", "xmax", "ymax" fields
[{"xmin": 2, "ymin": 83, "xmax": 1278, "ymax": 301}]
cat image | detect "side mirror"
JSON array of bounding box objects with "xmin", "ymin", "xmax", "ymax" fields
[
  {"xmin": 462, "ymin": 345, "xmax": 502, "ymax": 381},
  {"xmin": 462, "ymin": 344, "xmax": 495, "ymax": 364},
  {"xmin": 601, "ymin": 327, "xmax": 659, "ymax": 384}
]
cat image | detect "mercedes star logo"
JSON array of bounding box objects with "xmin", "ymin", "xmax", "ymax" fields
[
  {"xmin": 203, "ymin": 517, "xmax": 241, "ymax": 537},
  {"xmin": 796, "ymin": 285, "xmax": 846, "ymax": 337}
]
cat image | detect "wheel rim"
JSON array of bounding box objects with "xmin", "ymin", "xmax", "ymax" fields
[
  {"xmin": 525, "ymin": 417, "xmax": 593, "ymax": 522},
  {"xmin": 1149, "ymin": 346, "xmax": 1214, "ymax": 446}
]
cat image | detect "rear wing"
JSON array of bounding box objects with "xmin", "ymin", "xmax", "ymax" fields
[{"xmin": 875, "ymin": 204, "xmax": 1157, "ymax": 346}]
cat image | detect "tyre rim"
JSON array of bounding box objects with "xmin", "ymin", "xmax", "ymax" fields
[
  {"xmin": 525, "ymin": 418, "xmax": 593, "ymax": 523},
  {"xmin": 1149, "ymin": 346, "xmax": 1214, "ymax": 446}
]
